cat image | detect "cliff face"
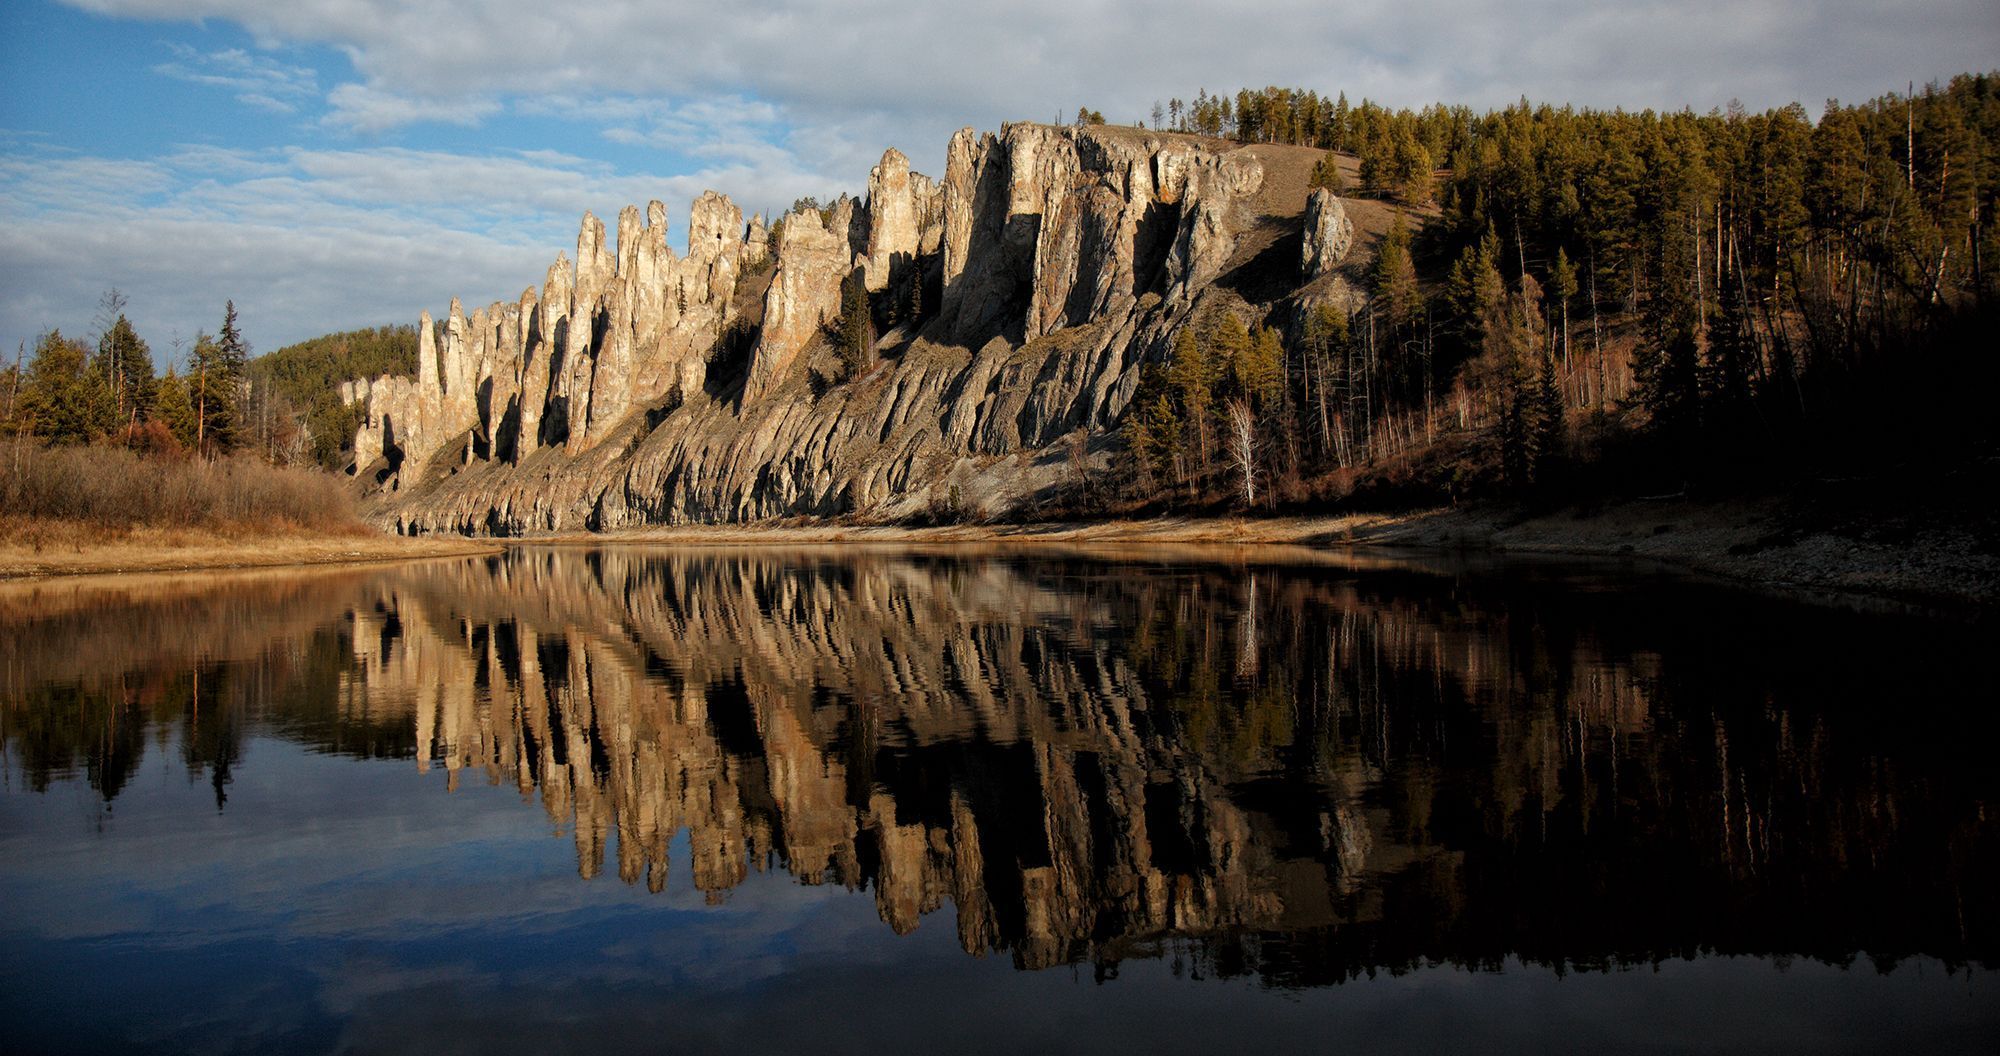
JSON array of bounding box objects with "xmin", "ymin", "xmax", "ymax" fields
[{"xmin": 343, "ymin": 124, "xmax": 1362, "ymax": 534}]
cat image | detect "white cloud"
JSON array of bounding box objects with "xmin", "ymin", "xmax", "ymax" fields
[
  {"xmin": 59, "ymin": 0, "xmax": 2000, "ymax": 196},
  {"xmin": 72, "ymin": 0, "xmax": 2000, "ymax": 124},
  {"xmin": 150, "ymin": 42, "xmax": 317, "ymax": 113},
  {"xmin": 22, "ymin": 0, "xmax": 1998, "ymax": 365},
  {"xmin": 0, "ymin": 140, "xmax": 835, "ymax": 360},
  {"xmin": 323, "ymin": 82, "xmax": 502, "ymax": 133}
]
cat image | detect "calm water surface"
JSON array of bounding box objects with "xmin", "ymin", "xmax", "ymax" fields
[{"xmin": 2, "ymin": 546, "xmax": 1994, "ymax": 1054}]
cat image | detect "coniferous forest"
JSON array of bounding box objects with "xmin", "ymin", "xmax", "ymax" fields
[{"xmin": 1119, "ymin": 75, "xmax": 1997, "ymax": 510}]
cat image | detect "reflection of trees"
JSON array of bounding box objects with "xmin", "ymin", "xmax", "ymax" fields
[
  {"xmin": 3, "ymin": 663, "xmax": 243, "ymax": 810},
  {"xmin": 4, "ymin": 549, "xmax": 1994, "ymax": 981},
  {"xmin": 0, "ymin": 571, "xmax": 423, "ymax": 806}
]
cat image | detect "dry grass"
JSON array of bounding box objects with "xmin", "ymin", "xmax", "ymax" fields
[{"xmin": 1, "ymin": 444, "xmax": 365, "ymax": 542}]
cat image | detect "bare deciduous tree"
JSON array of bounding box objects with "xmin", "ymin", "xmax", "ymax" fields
[{"xmin": 1226, "ymin": 397, "xmax": 1257, "ymax": 507}]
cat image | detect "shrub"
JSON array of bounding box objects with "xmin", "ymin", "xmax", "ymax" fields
[{"xmin": 0, "ymin": 442, "xmax": 364, "ymax": 535}]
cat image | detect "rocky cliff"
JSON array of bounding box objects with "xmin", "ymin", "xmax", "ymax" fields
[{"xmin": 343, "ymin": 124, "xmax": 1372, "ymax": 535}]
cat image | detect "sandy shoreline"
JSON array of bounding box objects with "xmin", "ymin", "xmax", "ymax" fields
[
  {"xmin": 3, "ymin": 501, "xmax": 1990, "ymax": 612},
  {"xmin": 0, "ymin": 529, "xmax": 503, "ymax": 579},
  {"xmin": 541, "ymin": 500, "xmax": 1995, "ymax": 612}
]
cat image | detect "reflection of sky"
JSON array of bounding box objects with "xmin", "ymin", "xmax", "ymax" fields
[{"xmin": 2, "ymin": 727, "xmax": 1994, "ymax": 1055}]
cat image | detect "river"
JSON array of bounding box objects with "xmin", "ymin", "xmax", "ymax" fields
[{"xmin": 2, "ymin": 545, "xmax": 1993, "ymax": 1053}]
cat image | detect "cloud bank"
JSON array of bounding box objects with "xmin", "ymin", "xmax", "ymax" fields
[{"xmin": 10, "ymin": 0, "xmax": 1995, "ymax": 356}]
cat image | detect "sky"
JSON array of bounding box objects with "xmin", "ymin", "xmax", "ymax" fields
[{"xmin": 1, "ymin": 0, "xmax": 1994, "ymax": 366}]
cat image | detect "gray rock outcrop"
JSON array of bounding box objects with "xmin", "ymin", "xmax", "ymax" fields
[
  {"xmin": 342, "ymin": 123, "xmax": 1338, "ymax": 534},
  {"xmin": 863, "ymin": 147, "xmax": 918, "ymax": 292},
  {"xmin": 747, "ymin": 208, "xmax": 848, "ymax": 402},
  {"xmin": 1301, "ymin": 188, "xmax": 1354, "ymax": 279}
]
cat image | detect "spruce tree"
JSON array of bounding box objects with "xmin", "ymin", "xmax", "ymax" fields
[
  {"xmin": 154, "ymin": 369, "xmax": 198, "ymax": 450},
  {"xmin": 1700, "ymin": 265, "xmax": 1757, "ymax": 423},
  {"xmin": 1534, "ymin": 350, "xmax": 1566, "ymax": 479},
  {"xmin": 188, "ymin": 333, "xmax": 236, "ymax": 454},
  {"xmin": 838, "ymin": 273, "xmax": 873, "ymax": 380},
  {"xmin": 95, "ymin": 315, "xmax": 156, "ymax": 425},
  {"xmin": 1374, "ymin": 214, "xmax": 1421, "ymax": 329},
  {"xmin": 20, "ymin": 331, "xmax": 115, "ymax": 444}
]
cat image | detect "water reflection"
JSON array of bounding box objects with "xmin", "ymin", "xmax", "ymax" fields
[{"xmin": 2, "ymin": 547, "xmax": 1994, "ymax": 985}]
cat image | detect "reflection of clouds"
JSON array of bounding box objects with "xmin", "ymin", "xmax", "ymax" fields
[
  {"xmin": 4, "ymin": 546, "xmax": 1998, "ymax": 1053},
  {"xmin": 309, "ymin": 957, "xmax": 500, "ymax": 1017},
  {"xmin": 0, "ymin": 743, "xmax": 862, "ymax": 963}
]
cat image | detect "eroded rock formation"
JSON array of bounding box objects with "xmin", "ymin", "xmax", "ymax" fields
[
  {"xmin": 1301, "ymin": 187, "xmax": 1354, "ymax": 279},
  {"xmin": 344, "ymin": 124, "xmax": 1320, "ymax": 533}
]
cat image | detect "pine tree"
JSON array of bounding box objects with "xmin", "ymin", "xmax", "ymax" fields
[
  {"xmin": 1300, "ymin": 304, "xmax": 1349, "ymax": 462},
  {"xmin": 1549, "ymin": 247, "xmax": 1578, "ymax": 382},
  {"xmin": 1166, "ymin": 326, "xmax": 1215, "ymax": 473},
  {"xmin": 1388, "ymin": 124, "xmax": 1436, "ymax": 204},
  {"xmin": 1208, "ymin": 311, "xmax": 1253, "ymax": 405},
  {"xmin": 1309, "ymin": 151, "xmax": 1346, "ymax": 192},
  {"xmin": 838, "ymin": 272, "xmax": 873, "ymax": 380},
  {"xmin": 154, "ymin": 369, "xmax": 197, "ymax": 450},
  {"xmin": 19, "ymin": 331, "xmax": 116, "ymax": 444},
  {"xmin": 1232, "ymin": 325, "xmax": 1284, "ymax": 407}
]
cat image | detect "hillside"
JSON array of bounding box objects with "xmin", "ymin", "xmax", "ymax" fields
[{"xmin": 334, "ymin": 77, "xmax": 1999, "ymax": 538}]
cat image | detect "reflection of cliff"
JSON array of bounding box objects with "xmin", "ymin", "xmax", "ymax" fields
[
  {"xmin": 5, "ymin": 550, "xmax": 1994, "ymax": 979},
  {"xmin": 335, "ymin": 549, "xmax": 1995, "ymax": 976}
]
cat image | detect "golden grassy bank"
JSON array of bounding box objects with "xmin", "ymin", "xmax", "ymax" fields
[{"xmin": 0, "ymin": 443, "xmax": 504, "ymax": 577}]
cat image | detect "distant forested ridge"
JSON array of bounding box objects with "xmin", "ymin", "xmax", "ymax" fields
[
  {"xmin": 3, "ymin": 303, "xmax": 415, "ymax": 473},
  {"xmin": 246, "ymin": 325, "xmax": 417, "ymax": 469}
]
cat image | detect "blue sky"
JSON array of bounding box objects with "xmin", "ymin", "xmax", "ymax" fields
[{"xmin": 2, "ymin": 0, "xmax": 1995, "ymax": 366}]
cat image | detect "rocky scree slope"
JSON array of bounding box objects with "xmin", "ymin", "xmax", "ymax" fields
[{"xmin": 341, "ymin": 124, "xmax": 1379, "ymax": 535}]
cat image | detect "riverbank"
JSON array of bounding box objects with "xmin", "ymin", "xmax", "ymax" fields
[
  {"xmin": 0, "ymin": 520, "xmax": 502, "ymax": 578},
  {"xmin": 563, "ymin": 494, "xmax": 1996, "ymax": 612},
  {"xmin": 6, "ymin": 497, "xmax": 1991, "ymax": 613},
  {"xmin": 1343, "ymin": 497, "xmax": 1997, "ymax": 613}
]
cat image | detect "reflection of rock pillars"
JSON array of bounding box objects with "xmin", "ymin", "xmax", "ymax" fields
[
  {"xmin": 8, "ymin": 550, "xmax": 1987, "ymax": 985},
  {"xmin": 303, "ymin": 548, "xmax": 1980, "ymax": 979},
  {"xmin": 335, "ymin": 550, "xmax": 1425, "ymax": 963}
]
